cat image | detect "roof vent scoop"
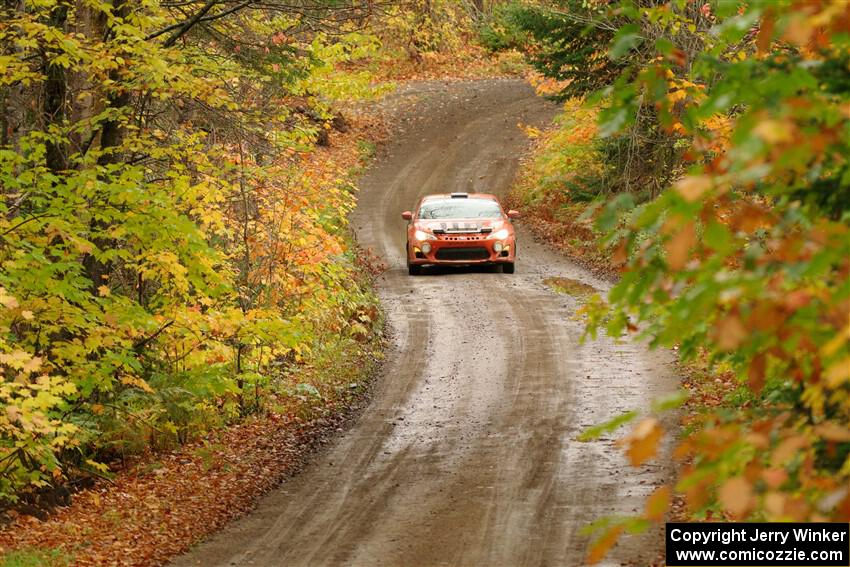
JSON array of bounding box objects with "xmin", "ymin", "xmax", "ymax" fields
[{"xmin": 450, "ymin": 192, "xmax": 468, "ymax": 198}]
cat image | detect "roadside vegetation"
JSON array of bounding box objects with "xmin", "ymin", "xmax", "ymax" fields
[
  {"xmin": 0, "ymin": 0, "xmax": 522, "ymax": 563},
  {"xmin": 486, "ymin": 0, "xmax": 850, "ymax": 561},
  {"xmin": 507, "ymin": 97, "xmax": 610, "ymax": 275}
]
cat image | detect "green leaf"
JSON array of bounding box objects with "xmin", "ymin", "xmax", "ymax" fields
[
  {"xmin": 578, "ymin": 410, "xmax": 639, "ymax": 441},
  {"xmin": 608, "ymin": 24, "xmax": 642, "ymax": 60}
]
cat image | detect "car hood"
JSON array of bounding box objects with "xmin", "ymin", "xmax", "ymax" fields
[{"xmin": 415, "ymin": 218, "xmax": 506, "ymax": 233}]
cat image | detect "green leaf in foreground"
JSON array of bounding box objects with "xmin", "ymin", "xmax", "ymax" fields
[{"xmin": 578, "ymin": 410, "xmax": 638, "ymax": 442}]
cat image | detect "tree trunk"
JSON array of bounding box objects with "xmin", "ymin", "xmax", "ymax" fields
[
  {"xmin": 82, "ymin": 0, "xmax": 131, "ymax": 289},
  {"xmin": 43, "ymin": 5, "xmax": 69, "ymax": 173}
]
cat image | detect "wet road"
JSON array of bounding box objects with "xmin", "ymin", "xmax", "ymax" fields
[{"xmin": 171, "ymin": 78, "xmax": 676, "ymax": 567}]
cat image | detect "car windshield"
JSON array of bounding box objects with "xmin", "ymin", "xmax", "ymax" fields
[{"xmin": 418, "ymin": 198, "xmax": 501, "ymax": 220}]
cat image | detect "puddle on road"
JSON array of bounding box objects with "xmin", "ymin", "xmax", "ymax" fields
[{"xmin": 543, "ymin": 277, "xmax": 599, "ymax": 301}]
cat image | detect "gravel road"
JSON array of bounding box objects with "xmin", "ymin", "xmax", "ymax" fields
[{"xmin": 171, "ymin": 78, "xmax": 677, "ymax": 567}]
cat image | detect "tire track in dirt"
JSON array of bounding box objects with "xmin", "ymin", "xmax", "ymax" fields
[{"xmin": 171, "ymin": 78, "xmax": 677, "ymax": 567}]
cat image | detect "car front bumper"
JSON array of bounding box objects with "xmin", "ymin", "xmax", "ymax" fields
[{"xmin": 408, "ymin": 238, "xmax": 515, "ymax": 265}]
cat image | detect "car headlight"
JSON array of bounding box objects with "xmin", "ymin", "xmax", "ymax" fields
[
  {"xmin": 490, "ymin": 229, "xmax": 510, "ymax": 240},
  {"xmin": 421, "ymin": 242, "xmax": 432, "ymax": 254},
  {"xmin": 493, "ymin": 242, "xmax": 504, "ymax": 253},
  {"xmin": 414, "ymin": 229, "xmax": 436, "ymax": 241}
]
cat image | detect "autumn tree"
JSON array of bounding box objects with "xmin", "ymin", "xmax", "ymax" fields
[
  {"xmin": 483, "ymin": 0, "xmax": 717, "ymax": 196},
  {"xmin": 566, "ymin": 0, "xmax": 850, "ymax": 558},
  {"xmin": 0, "ymin": 0, "xmax": 386, "ymax": 508}
]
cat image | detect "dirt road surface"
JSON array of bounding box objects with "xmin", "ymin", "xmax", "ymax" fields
[{"xmin": 171, "ymin": 79, "xmax": 677, "ymax": 567}]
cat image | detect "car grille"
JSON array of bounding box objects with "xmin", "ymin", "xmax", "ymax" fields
[
  {"xmin": 435, "ymin": 247, "xmax": 489, "ymax": 261},
  {"xmin": 441, "ymin": 235, "xmax": 486, "ymax": 241}
]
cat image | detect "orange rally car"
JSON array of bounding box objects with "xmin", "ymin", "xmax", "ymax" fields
[{"xmin": 401, "ymin": 192, "xmax": 519, "ymax": 275}]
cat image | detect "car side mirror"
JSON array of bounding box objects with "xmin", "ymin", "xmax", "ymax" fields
[
  {"xmin": 401, "ymin": 211, "xmax": 413, "ymax": 220},
  {"xmin": 507, "ymin": 210, "xmax": 520, "ymax": 219}
]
